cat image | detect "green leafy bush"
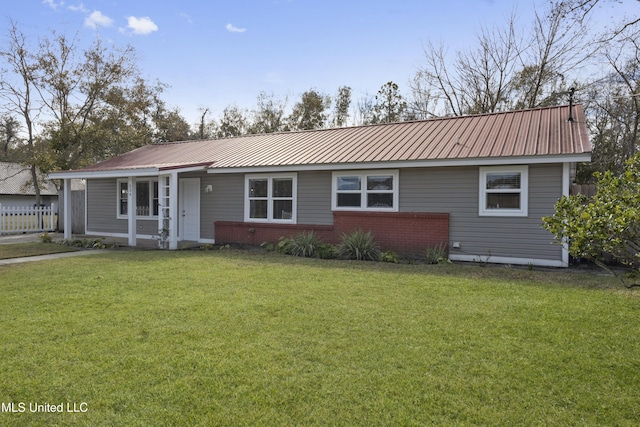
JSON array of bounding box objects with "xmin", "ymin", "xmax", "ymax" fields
[
  {"xmin": 39, "ymin": 232, "xmax": 53, "ymax": 243},
  {"xmin": 315, "ymin": 243, "xmax": 337, "ymax": 259},
  {"xmin": 381, "ymin": 250, "xmax": 399, "ymax": 263},
  {"xmin": 543, "ymin": 153, "xmax": 640, "ymax": 286},
  {"xmin": 58, "ymin": 238, "xmax": 113, "ymax": 249},
  {"xmin": 337, "ymin": 230, "xmax": 381, "ymax": 261},
  {"xmin": 425, "ymin": 242, "xmax": 449, "ymax": 264}
]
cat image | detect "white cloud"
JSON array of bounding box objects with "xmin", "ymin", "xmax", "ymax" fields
[
  {"xmin": 43, "ymin": 0, "xmax": 64, "ymax": 10},
  {"xmin": 84, "ymin": 11, "xmax": 114, "ymax": 29},
  {"xmin": 225, "ymin": 23, "xmax": 246, "ymax": 33},
  {"xmin": 68, "ymin": 3, "xmax": 88, "ymax": 13},
  {"xmin": 126, "ymin": 16, "xmax": 159, "ymax": 35}
]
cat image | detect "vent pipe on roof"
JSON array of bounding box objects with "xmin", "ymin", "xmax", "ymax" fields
[{"xmin": 568, "ymin": 87, "xmax": 576, "ymax": 122}]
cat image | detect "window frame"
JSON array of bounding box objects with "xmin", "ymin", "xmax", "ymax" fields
[
  {"xmin": 116, "ymin": 178, "xmax": 159, "ymax": 219},
  {"xmin": 478, "ymin": 165, "xmax": 528, "ymax": 217},
  {"xmin": 244, "ymin": 173, "xmax": 297, "ymax": 223},
  {"xmin": 331, "ymin": 170, "xmax": 399, "ymax": 212}
]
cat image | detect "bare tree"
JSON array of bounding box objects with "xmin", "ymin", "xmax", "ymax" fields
[
  {"xmin": 197, "ymin": 107, "xmax": 209, "ymax": 139},
  {"xmin": 0, "ymin": 22, "xmax": 43, "ymax": 204},
  {"xmin": 510, "ymin": 2, "xmax": 592, "ymax": 110},
  {"xmin": 414, "ymin": 14, "xmax": 521, "ymax": 116},
  {"xmin": 353, "ymin": 93, "xmax": 376, "ymax": 125},
  {"xmin": 412, "ymin": 2, "xmax": 595, "ymax": 116}
]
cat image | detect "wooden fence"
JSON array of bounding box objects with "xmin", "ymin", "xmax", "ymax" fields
[
  {"xmin": 0, "ymin": 204, "xmax": 58, "ymax": 235},
  {"xmin": 570, "ymin": 184, "xmax": 597, "ymax": 197}
]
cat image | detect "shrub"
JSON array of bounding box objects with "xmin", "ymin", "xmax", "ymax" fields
[
  {"xmin": 337, "ymin": 230, "xmax": 381, "ymax": 261},
  {"xmin": 381, "ymin": 250, "xmax": 399, "ymax": 263},
  {"xmin": 58, "ymin": 238, "xmax": 112, "ymax": 249},
  {"xmin": 277, "ymin": 231, "xmax": 323, "ymax": 258},
  {"xmin": 543, "ymin": 153, "xmax": 640, "ymax": 287},
  {"xmin": 425, "ymin": 242, "xmax": 449, "ymax": 264},
  {"xmin": 315, "ymin": 243, "xmax": 337, "ymax": 259},
  {"xmin": 39, "ymin": 232, "xmax": 53, "ymax": 243}
]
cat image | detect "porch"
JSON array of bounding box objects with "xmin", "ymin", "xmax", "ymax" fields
[{"xmin": 50, "ymin": 164, "xmax": 210, "ymax": 250}]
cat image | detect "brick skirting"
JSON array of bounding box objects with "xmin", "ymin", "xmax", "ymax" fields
[{"xmin": 214, "ymin": 211, "xmax": 449, "ymax": 254}]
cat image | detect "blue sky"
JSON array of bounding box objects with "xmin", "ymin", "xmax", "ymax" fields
[{"xmin": 2, "ymin": 0, "xmax": 636, "ymax": 125}]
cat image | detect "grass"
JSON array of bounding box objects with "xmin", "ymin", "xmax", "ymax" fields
[
  {"xmin": 0, "ymin": 242, "xmax": 79, "ymax": 259},
  {"xmin": 1, "ymin": 250, "xmax": 639, "ymax": 426}
]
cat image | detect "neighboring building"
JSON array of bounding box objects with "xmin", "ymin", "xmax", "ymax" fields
[
  {"xmin": 49, "ymin": 105, "xmax": 591, "ymax": 267},
  {"xmin": 0, "ymin": 162, "xmax": 58, "ymax": 208}
]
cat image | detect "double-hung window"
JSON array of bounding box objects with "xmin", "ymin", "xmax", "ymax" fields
[
  {"xmin": 332, "ymin": 170, "xmax": 398, "ymax": 211},
  {"xmin": 117, "ymin": 179, "xmax": 159, "ymax": 218},
  {"xmin": 245, "ymin": 174, "xmax": 297, "ymax": 222},
  {"xmin": 479, "ymin": 166, "xmax": 528, "ymax": 217}
]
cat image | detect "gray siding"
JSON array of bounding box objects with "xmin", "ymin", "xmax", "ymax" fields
[
  {"xmin": 297, "ymin": 171, "xmax": 333, "ymax": 225},
  {"xmin": 87, "ymin": 179, "xmax": 126, "ymax": 234},
  {"xmin": 203, "ymin": 173, "xmax": 244, "ymax": 240},
  {"xmin": 400, "ymin": 164, "xmax": 563, "ymax": 261},
  {"xmin": 86, "ymin": 178, "xmax": 158, "ymax": 236},
  {"xmin": 86, "ymin": 164, "xmax": 564, "ymax": 262}
]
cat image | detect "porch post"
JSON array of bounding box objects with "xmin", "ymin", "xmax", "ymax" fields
[
  {"xmin": 561, "ymin": 162, "xmax": 570, "ymax": 267},
  {"xmin": 63, "ymin": 178, "xmax": 72, "ymax": 240},
  {"xmin": 169, "ymin": 172, "xmax": 179, "ymax": 250},
  {"xmin": 127, "ymin": 176, "xmax": 137, "ymax": 247}
]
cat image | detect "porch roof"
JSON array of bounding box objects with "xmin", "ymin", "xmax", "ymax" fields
[{"xmin": 49, "ymin": 104, "xmax": 591, "ymax": 179}]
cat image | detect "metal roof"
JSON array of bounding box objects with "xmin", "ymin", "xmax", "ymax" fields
[
  {"xmin": 0, "ymin": 162, "xmax": 59, "ymax": 196},
  {"xmin": 54, "ymin": 104, "xmax": 591, "ymax": 176}
]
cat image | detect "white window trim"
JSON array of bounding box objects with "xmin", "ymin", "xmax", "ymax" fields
[
  {"xmin": 479, "ymin": 165, "xmax": 528, "ymax": 217},
  {"xmin": 331, "ymin": 170, "xmax": 399, "ymax": 212},
  {"xmin": 117, "ymin": 178, "xmax": 159, "ymax": 220},
  {"xmin": 244, "ymin": 173, "xmax": 297, "ymax": 223}
]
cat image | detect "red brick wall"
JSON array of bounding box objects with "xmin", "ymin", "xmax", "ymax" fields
[
  {"xmin": 333, "ymin": 211, "xmax": 449, "ymax": 254},
  {"xmin": 214, "ymin": 211, "xmax": 449, "ymax": 254}
]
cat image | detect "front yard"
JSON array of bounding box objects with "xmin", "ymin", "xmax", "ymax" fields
[
  {"xmin": 1, "ymin": 250, "xmax": 639, "ymax": 426},
  {"xmin": 0, "ymin": 242, "xmax": 79, "ymax": 259}
]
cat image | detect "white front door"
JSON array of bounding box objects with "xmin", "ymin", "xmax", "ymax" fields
[{"xmin": 179, "ymin": 178, "xmax": 200, "ymax": 241}]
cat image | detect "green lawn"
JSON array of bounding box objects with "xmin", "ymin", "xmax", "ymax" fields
[
  {"xmin": 1, "ymin": 250, "xmax": 639, "ymax": 426},
  {"xmin": 0, "ymin": 242, "xmax": 79, "ymax": 259}
]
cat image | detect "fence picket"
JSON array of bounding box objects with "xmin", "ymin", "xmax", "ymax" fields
[{"xmin": 0, "ymin": 203, "xmax": 58, "ymax": 235}]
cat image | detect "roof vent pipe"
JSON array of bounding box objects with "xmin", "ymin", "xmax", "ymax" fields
[{"xmin": 568, "ymin": 87, "xmax": 576, "ymax": 122}]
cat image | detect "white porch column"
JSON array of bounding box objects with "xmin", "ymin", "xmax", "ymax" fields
[
  {"xmin": 127, "ymin": 176, "xmax": 137, "ymax": 247},
  {"xmin": 561, "ymin": 162, "xmax": 570, "ymax": 267},
  {"xmin": 169, "ymin": 172, "xmax": 179, "ymax": 250},
  {"xmin": 63, "ymin": 178, "xmax": 72, "ymax": 240}
]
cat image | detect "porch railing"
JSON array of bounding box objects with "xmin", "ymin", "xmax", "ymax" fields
[{"xmin": 0, "ymin": 203, "xmax": 58, "ymax": 235}]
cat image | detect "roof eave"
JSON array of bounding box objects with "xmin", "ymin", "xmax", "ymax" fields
[
  {"xmin": 48, "ymin": 167, "xmax": 161, "ymax": 179},
  {"xmin": 207, "ymin": 153, "xmax": 592, "ymax": 174},
  {"xmin": 48, "ymin": 164, "xmax": 210, "ymax": 180}
]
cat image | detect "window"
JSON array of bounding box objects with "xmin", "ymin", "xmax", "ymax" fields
[
  {"xmin": 479, "ymin": 166, "xmax": 528, "ymax": 217},
  {"xmin": 117, "ymin": 179, "xmax": 159, "ymax": 218},
  {"xmin": 332, "ymin": 170, "xmax": 399, "ymax": 211},
  {"xmin": 245, "ymin": 174, "xmax": 297, "ymax": 222}
]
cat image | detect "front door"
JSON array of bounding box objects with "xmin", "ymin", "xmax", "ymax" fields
[{"xmin": 179, "ymin": 178, "xmax": 200, "ymax": 241}]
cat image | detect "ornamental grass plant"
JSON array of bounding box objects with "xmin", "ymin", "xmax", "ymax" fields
[{"xmin": 336, "ymin": 229, "xmax": 382, "ymax": 261}]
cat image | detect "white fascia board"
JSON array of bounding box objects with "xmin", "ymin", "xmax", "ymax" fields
[
  {"xmin": 161, "ymin": 165, "xmax": 207, "ymax": 174},
  {"xmin": 48, "ymin": 168, "xmax": 160, "ymax": 180},
  {"xmin": 207, "ymin": 154, "xmax": 592, "ymax": 174}
]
